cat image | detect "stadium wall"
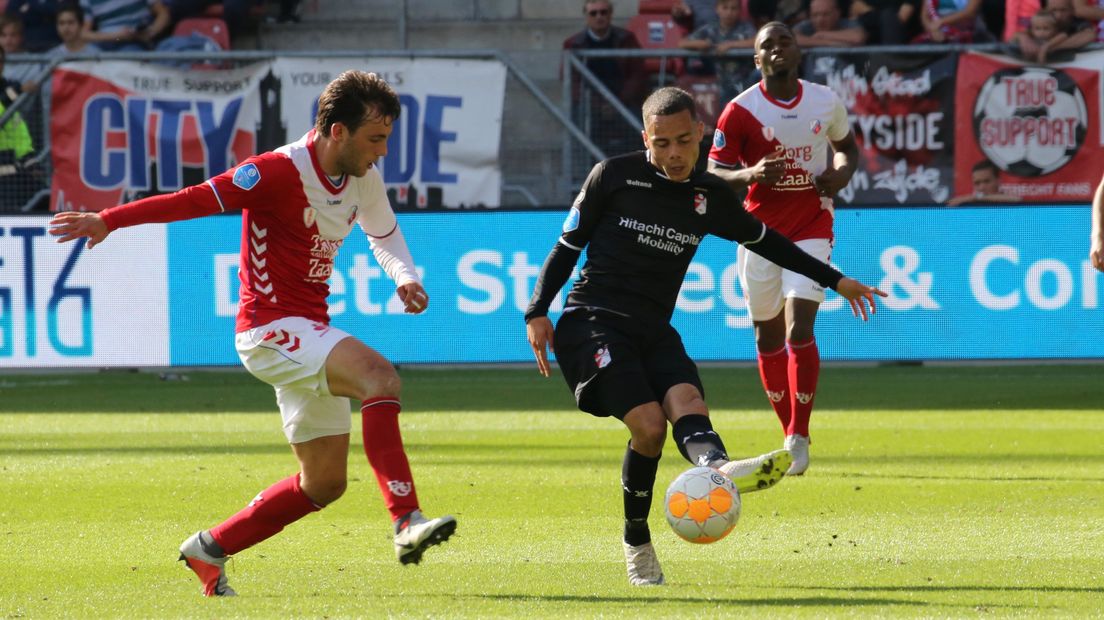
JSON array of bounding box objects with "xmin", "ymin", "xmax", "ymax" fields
[{"xmin": 2, "ymin": 205, "xmax": 1101, "ymax": 368}]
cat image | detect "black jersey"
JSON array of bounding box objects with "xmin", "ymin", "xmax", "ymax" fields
[{"xmin": 526, "ymin": 151, "xmax": 844, "ymax": 324}]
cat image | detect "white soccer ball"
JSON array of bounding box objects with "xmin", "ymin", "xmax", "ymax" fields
[{"xmin": 664, "ymin": 466, "xmax": 741, "ymax": 544}]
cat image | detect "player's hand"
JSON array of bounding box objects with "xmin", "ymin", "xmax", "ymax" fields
[
  {"xmin": 526, "ymin": 316, "xmax": 554, "ymax": 377},
  {"xmin": 1091, "ymin": 238, "xmax": 1104, "ymax": 273},
  {"xmin": 751, "ymin": 146, "xmax": 786, "ymax": 186},
  {"xmin": 814, "ymin": 168, "xmax": 849, "ymax": 197},
  {"xmin": 835, "ymin": 277, "xmax": 887, "ymax": 321},
  {"xmin": 48, "ymin": 212, "xmax": 110, "ymax": 249},
  {"xmin": 397, "ymin": 282, "xmax": 429, "ymax": 314}
]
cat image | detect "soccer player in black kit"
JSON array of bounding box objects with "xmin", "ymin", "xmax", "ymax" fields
[{"xmin": 525, "ymin": 87, "xmax": 885, "ymax": 586}]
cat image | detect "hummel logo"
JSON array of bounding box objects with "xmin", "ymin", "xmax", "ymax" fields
[
  {"xmin": 796, "ymin": 392, "xmax": 814, "ymax": 404},
  {"xmin": 766, "ymin": 390, "xmax": 785, "ymax": 403},
  {"xmin": 626, "ymin": 179, "xmax": 652, "ymax": 188}
]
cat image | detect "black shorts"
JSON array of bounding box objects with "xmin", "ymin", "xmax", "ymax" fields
[{"xmin": 552, "ymin": 308, "xmax": 703, "ymax": 419}]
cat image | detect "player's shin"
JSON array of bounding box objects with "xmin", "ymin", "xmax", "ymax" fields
[
  {"xmin": 758, "ymin": 345, "xmax": 792, "ymax": 431},
  {"xmin": 786, "ymin": 339, "xmax": 819, "ymax": 438},
  {"xmin": 361, "ymin": 397, "xmax": 420, "ymax": 521},
  {"xmin": 672, "ymin": 414, "xmax": 729, "ymax": 466},
  {"xmin": 208, "ymin": 473, "xmax": 323, "ymax": 555},
  {"xmin": 622, "ymin": 443, "xmax": 660, "ymax": 546}
]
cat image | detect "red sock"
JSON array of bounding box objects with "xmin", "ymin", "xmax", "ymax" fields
[
  {"xmin": 787, "ymin": 338, "xmax": 820, "ymax": 437},
  {"xmin": 361, "ymin": 397, "xmax": 420, "ymax": 521},
  {"xmin": 209, "ymin": 473, "xmax": 321, "ymax": 556},
  {"xmin": 757, "ymin": 345, "xmax": 791, "ymax": 432}
]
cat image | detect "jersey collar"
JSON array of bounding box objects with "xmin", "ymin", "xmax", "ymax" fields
[
  {"xmin": 307, "ymin": 128, "xmax": 349, "ymax": 195},
  {"xmin": 758, "ymin": 79, "xmax": 803, "ymax": 110}
]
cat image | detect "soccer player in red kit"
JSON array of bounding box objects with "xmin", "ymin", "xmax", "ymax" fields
[
  {"xmin": 49, "ymin": 71, "xmax": 456, "ymax": 597},
  {"xmin": 707, "ymin": 22, "xmax": 862, "ymax": 476}
]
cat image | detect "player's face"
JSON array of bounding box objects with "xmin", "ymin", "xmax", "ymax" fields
[
  {"xmin": 972, "ymin": 169, "xmax": 999, "ymax": 195},
  {"xmin": 642, "ymin": 109, "xmax": 703, "ymax": 182},
  {"xmin": 754, "ymin": 26, "xmax": 800, "ymax": 78},
  {"xmin": 335, "ymin": 112, "xmax": 393, "ymax": 177},
  {"xmin": 56, "ymin": 12, "xmax": 81, "ymax": 44}
]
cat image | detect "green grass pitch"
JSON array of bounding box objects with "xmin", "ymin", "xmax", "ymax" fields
[{"xmin": 1, "ymin": 365, "xmax": 1102, "ymax": 618}]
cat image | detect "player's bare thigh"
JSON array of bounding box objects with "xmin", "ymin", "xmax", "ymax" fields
[{"xmin": 324, "ymin": 337, "xmax": 401, "ymax": 402}]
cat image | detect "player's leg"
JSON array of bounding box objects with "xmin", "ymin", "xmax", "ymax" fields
[
  {"xmin": 739, "ymin": 244, "xmax": 792, "ymax": 432},
  {"xmin": 553, "ymin": 311, "xmax": 665, "ymax": 585},
  {"xmin": 779, "ymin": 238, "xmax": 832, "ymax": 476},
  {"xmin": 325, "ymin": 336, "xmax": 455, "ymax": 565}
]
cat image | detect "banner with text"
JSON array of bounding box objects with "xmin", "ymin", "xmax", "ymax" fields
[
  {"xmin": 3, "ymin": 207, "xmax": 1101, "ymax": 368},
  {"xmin": 49, "ymin": 57, "xmax": 507, "ymax": 212},
  {"xmin": 803, "ymin": 51, "xmax": 958, "ymax": 205},
  {"xmin": 953, "ymin": 50, "xmax": 1102, "ymax": 202}
]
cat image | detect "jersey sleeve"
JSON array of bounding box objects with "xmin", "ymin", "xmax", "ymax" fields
[
  {"xmin": 357, "ymin": 169, "xmax": 419, "ymax": 286},
  {"xmin": 205, "ymin": 152, "xmax": 302, "ymax": 214},
  {"xmin": 708, "ymin": 102, "xmax": 750, "ymax": 168},
  {"xmin": 826, "ymin": 96, "xmax": 850, "ymax": 142},
  {"xmin": 560, "ymin": 161, "xmax": 608, "ymax": 251},
  {"xmin": 707, "ymin": 182, "xmax": 768, "ymax": 243}
]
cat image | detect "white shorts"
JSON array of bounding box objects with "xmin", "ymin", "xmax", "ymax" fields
[
  {"xmin": 738, "ymin": 238, "xmax": 833, "ymax": 321},
  {"xmin": 235, "ymin": 317, "xmax": 354, "ymax": 444}
]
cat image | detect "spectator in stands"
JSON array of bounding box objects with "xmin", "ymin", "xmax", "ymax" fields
[
  {"xmin": 1011, "ymin": 9, "xmax": 1068, "ymax": 62},
  {"xmin": 1051, "ymin": 0, "xmax": 1101, "ymax": 46},
  {"xmin": 1072, "ymin": 0, "xmax": 1104, "ymax": 40},
  {"xmin": 946, "ymin": 160, "xmax": 1021, "ymax": 206},
  {"xmin": 914, "ymin": 0, "xmax": 985, "ymax": 42},
  {"xmin": 672, "ymin": 0, "xmax": 720, "ymax": 31},
  {"xmin": 0, "ymin": 45, "xmax": 38, "ymax": 209},
  {"xmin": 678, "ymin": 0, "xmax": 756, "ymax": 101},
  {"xmin": 0, "ymin": 16, "xmax": 42, "ymax": 95},
  {"xmin": 563, "ymin": 0, "xmax": 647, "ymax": 156},
  {"xmin": 48, "ymin": 3, "xmax": 97, "ymax": 56},
  {"xmin": 850, "ymin": 0, "xmax": 922, "ymax": 44},
  {"xmin": 1003, "ymin": 0, "xmax": 1041, "ymax": 41},
  {"xmin": 5, "ymin": 0, "xmax": 62, "ymax": 52},
  {"xmin": 79, "ymin": 0, "xmax": 170, "ymax": 51},
  {"xmin": 794, "ymin": 0, "xmax": 868, "ymax": 46}
]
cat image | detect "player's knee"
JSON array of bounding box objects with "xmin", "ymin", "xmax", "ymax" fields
[
  {"xmin": 353, "ymin": 359, "xmax": 401, "ymax": 401},
  {"xmin": 633, "ymin": 417, "xmax": 668, "ymax": 454},
  {"xmin": 304, "ymin": 475, "xmax": 347, "ymax": 505}
]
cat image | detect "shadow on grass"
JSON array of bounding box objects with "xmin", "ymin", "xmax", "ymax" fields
[
  {"xmin": 449, "ymin": 593, "xmax": 928, "ymax": 608},
  {"xmin": 786, "ymin": 585, "xmax": 1102, "ymax": 594}
]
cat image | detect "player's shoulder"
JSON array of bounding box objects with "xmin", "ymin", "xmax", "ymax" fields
[
  {"xmin": 220, "ymin": 150, "xmax": 297, "ymax": 194},
  {"xmin": 799, "ymin": 79, "xmax": 843, "ymax": 105},
  {"xmin": 600, "ymin": 151, "xmax": 651, "ymax": 183},
  {"xmin": 693, "ymin": 168, "xmax": 738, "ymax": 195}
]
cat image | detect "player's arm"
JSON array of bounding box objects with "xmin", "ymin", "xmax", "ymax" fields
[
  {"xmin": 707, "ymin": 102, "xmax": 785, "ymax": 190},
  {"xmin": 360, "ymin": 174, "xmax": 427, "ymax": 314},
  {"xmin": 814, "ymin": 102, "xmax": 859, "ymax": 198},
  {"xmin": 49, "ymin": 183, "xmax": 225, "ymax": 249},
  {"xmin": 524, "ymin": 163, "xmax": 605, "ymax": 376},
  {"xmin": 1091, "ymin": 172, "xmax": 1104, "ymax": 273},
  {"xmin": 1074, "ymin": 0, "xmax": 1104, "ymax": 21}
]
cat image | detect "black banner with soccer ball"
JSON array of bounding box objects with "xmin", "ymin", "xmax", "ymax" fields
[{"xmin": 801, "ymin": 50, "xmax": 959, "ymax": 205}]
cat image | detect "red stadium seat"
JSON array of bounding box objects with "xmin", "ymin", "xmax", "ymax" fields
[
  {"xmin": 676, "ymin": 74, "xmax": 722, "ymax": 130},
  {"xmin": 638, "ymin": 0, "xmax": 677, "ymax": 14},
  {"xmin": 173, "ymin": 17, "xmax": 231, "ymax": 50},
  {"xmin": 625, "ymin": 13, "xmax": 687, "ymax": 76}
]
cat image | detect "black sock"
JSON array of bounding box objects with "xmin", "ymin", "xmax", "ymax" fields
[
  {"xmin": 622, "ymin": 442, "xmax": 660, "ymax": 546},
  {"xmin": 672, "ymin": 414, "xmax": 728, "ymax": 466}
]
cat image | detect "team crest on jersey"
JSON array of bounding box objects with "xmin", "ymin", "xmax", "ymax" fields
[
  {"xmin": 346, "ymin": 205, "xmax": 358, "ymax": 226},
  {"xmin": 594, "ymin": 346, "xmax": 612, "ymax": 369},
  {"xmin": 694, "ymin": 192, "xmax": 707, "ymax": 215},
  {"xmin": 232, "ymin": 163, "xmax": 261, "ymax": 190},
  {"xmin": 761, "ymin": 126, "xmax": 775, "ymax": 142},
  {"xmin": 303, "ymin": 207, "xmax": 317, "ymax": 228},
  {"xmin": 712, "ymin": 128, "xmax": 726, "ymax": 149},
  {"xmin": 810, "ymin": 119, "xmax": 822, "ymax": 135},
  {"xmin": 563, "ymin": 206, "xmax": 581, "ymax": 233}
]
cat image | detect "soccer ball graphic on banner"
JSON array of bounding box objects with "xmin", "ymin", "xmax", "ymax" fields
[
  {"xmin": 972, "ymin": 66, "xmax": 1087, "ymax": 177},
  {"xmin": 664, "ymin": 467, "xmax": 741, "ymax": 544}
]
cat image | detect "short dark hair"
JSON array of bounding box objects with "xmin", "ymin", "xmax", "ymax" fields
[
  {"xmin": 314, "ymin": 70, "xmax": 402, "ymax": 138},
  {"xmin": 642, "ymin": 87, "xmax": 697, "ymax": 121},
  {"xmin": 754, "ymin": 21, "xmax": 795, "ymax": 47},
  {"xmin": 972, "ymin": 160, "xmax": 1000, "ymax": 176},
  {"xmin": 57, "ymin": 2, "xmax": 84, "ymax": 23}
]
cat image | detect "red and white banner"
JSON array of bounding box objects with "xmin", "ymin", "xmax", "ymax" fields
[
  {"xmin": 49, "ymin": 58, "xmax": 507, "ymax": 212},
  {"xmin": 954, "ymin": 50, "xmax": 1102, "ymax": 202}
]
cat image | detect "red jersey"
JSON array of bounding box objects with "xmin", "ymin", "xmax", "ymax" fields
[
  {"xmin": 99, "ymin": 131, "xmax": 418, "ymax": 333},
  {"xmin": 708, "ymin": 79, "xmax": 850, "ymax": 241}
]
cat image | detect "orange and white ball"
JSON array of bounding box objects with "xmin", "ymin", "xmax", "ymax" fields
[{"xmin": 664, "ymin": 466, "xmax": 741, "ymax": 544}]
